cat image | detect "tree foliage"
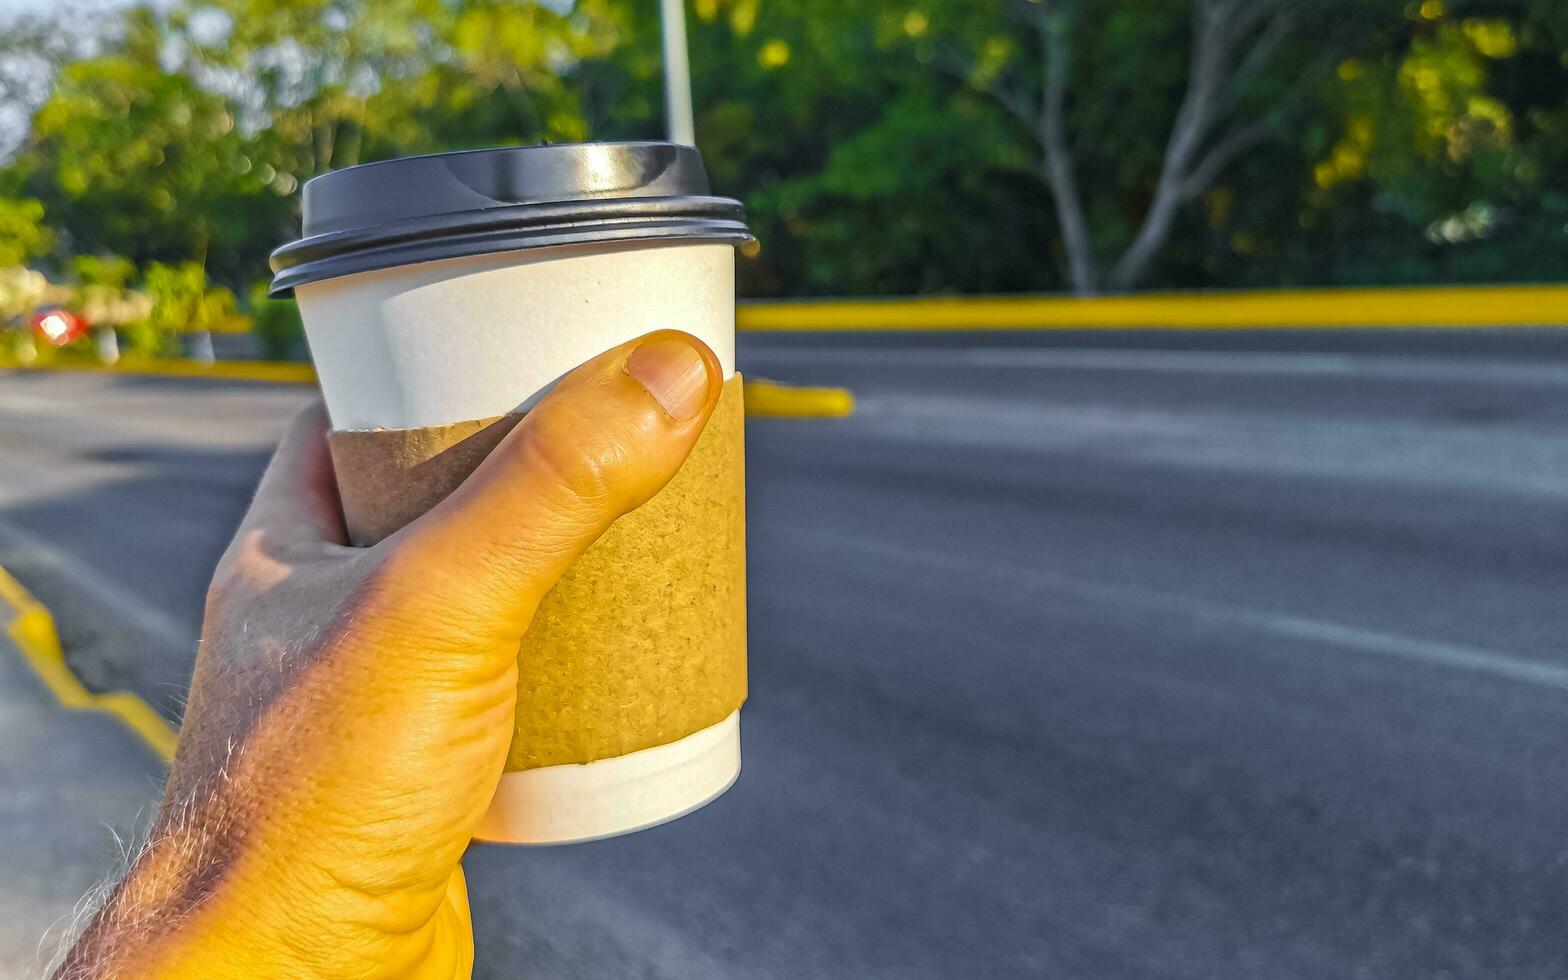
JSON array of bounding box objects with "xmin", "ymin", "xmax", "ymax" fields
[
  {"xmin": 0, "ymin": 0, "xmax": 1562, "ymax": 330},
  {"xmin": 21, "ymin": 11, "xmax": 288, "ymax": 284},
  {"xmin": 119, "ymin": 261, "xmax": 243, "ymax": 355},
  {"xmin": 0, "ymin": 196, "xmax": 51, "ymax": 268}
]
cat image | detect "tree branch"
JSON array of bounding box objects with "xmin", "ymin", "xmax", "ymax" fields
[
  {"xmin": 1184, "ymin": 7, "xmax": 1355, "ymax": 202},
  {"xmin": 1233, "ymin": 5, "xmax": 1295, "ymax": 84},
  {"xmin": 928, "ymin": 49, "xmax": 1039, "ymax": 130},
  {"xmin": 1106, "ymin": 0, "xmax": 1232, "ymax": 290},
  {"xmin": 1181, "ymin": 119, "xmax": 1270, "ymax": 197},
  {"xmin": 1217, "ymin": 4, "xmax": 1296, "ymax": 116},
  {"xmin": 929, "ymin": 1, "xmax": 1097, "ymax": 292}
]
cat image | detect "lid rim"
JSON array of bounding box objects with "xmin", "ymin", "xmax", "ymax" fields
[
  {"xmin": 272, "ymin": 195, "xmax": 744, "ymax": 269},
  {"xmin": 297, "ymin": 139, "xmax": 694, "ymax": 189},
  {"xmin": 271, "ymin": 140, "xmax": 750, "ymax": 296},
  {"xmin": 269, "ymin": 221, "xmax": 751, "ymax": 297}
]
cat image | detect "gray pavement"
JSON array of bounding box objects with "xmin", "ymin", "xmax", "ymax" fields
[
  {"xmin": 0, "ymin": 624, "xmax": 163, "ymax": 977},
  {"xmin": 2, "ymin": 329, "xmax": 1568, "ymax": 977}
]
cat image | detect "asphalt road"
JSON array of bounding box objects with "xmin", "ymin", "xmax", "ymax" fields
[{"xmin": 3, "ymin": 328, "xmax": 1568, "ymax": 978}]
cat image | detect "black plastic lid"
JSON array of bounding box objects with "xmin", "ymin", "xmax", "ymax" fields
[{"xmin": 269, "ymin": 141, "xmax": 750, "ymax": 295}]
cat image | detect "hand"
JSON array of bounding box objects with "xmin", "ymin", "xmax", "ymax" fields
[{"xmin": 56, "ymin": 331, "xmax": 724, "ymax": 979}]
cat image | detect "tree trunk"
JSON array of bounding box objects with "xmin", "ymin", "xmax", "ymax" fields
[
  {"xmin": 957, "ymin": 0, "xmax": 1298, "ymax": 294},
  {"xmin": 1107, "ymin": 0, "xmax": 1290, "ymax": 291},
  {"xmin": 1106, "ymin": 0, "xmax": 1226, "ymax": 291},
  {"xmin": 1036, "ymin": 6, "xmax": 1098, "ymax": 295}
]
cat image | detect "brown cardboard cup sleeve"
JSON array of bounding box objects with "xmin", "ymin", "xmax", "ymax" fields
[{"xmin": 327, "ymin": 374, "xmax": 748, "ymax": 772}]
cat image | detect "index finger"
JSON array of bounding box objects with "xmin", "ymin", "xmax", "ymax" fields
[{"xmin": 238, "ymin": 401, "xmax": 350, "ymax": 548}]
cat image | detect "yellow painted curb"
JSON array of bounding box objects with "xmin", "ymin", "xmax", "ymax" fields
[
  {"xmin": 744, "ymin": 378, "xmax": 856, "ymax": 418},
  {"xmin": 0, "ymin": 563, "xmax": 178, "ymax": 762},
  {"xmin": 0, "ymin": 356, "xmax": 318, "ymax": 384},
  {"xmin": 0, "ymin": 357, "xmax": 857, "ymax": 417},
  {"xmin": 736, "ymin": 284, "xmax": 1568, "ymax": 331}
]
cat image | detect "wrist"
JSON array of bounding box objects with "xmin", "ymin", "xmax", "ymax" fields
[
  {"xmin": 59, "ymin": 830, "xmax": 470, "ymax": 980},
  {"xmin": 55, "ymin": 834, "xmax": 310, "ymax": 979}
]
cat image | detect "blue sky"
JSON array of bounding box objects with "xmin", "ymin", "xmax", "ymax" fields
[{"xmin": 1, "ymin": 0, "xmax": 133, "ymax": 13}]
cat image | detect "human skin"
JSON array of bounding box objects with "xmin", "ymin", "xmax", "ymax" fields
[{"xmin": 54, "ymin": 331, "xmax": 724, "ymax": 979}]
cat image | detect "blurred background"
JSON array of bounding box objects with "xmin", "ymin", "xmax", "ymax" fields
[
  {"xmin": 0, "ymin": 0, "xmax": 1565, "ymax": 352},
  {"xmin": 2, "ymin": 0, "xmax": 1568, "ymax": 977}
]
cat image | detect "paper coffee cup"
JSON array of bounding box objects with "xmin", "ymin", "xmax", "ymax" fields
[{"xmin": 271, "ymin": 142, "xmax": 751, "ymax": 845}]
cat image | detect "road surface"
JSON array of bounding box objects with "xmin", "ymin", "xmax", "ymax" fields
[{"xmin": 2, "ymin": 328, "xmax": 1567, "ymax": 978}]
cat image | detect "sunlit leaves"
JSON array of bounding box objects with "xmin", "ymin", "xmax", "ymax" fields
[
  {"xmin": 4, "ymin": 0, "xmax": 1567, "ymax": 312},
  {"xmin": 1462, "ymin": 19, "xmax": 1518, "ymax": 59},
  {"xmin": 756, "ymin": 40, "xmax": 791, "ymax": 70},
  {"xmin": 70, "ymin": 254, "xmax": 150, "ymax": 326},
  {"xmin": 1318, "ymin": 16, "xmax": 1518, "ymax": 206},
  {"xmin": 25, "ymin": 46, "xmax": 280, "ymax": 279},
  {"xmin": 120, "ymin": 260, "xmax": 243, "ymax": 354},
  {"xmin": 0, "ymin": 266, "xmax": 63, "ymax": 321},
  {"xmin": 0, "ymin": 197, "xmax": 51, "ymax": 267},
  {"xmin": 692, "ymin": 0, "xmax": 759, "ymax": 36}
]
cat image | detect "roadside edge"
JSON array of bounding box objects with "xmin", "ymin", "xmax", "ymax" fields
[
  {"xmin": 744, "ymin": 378, "xmax": 855, "ymax": 418},
  {"xmin": 0, "ymin": 358, "xmax": 857, "ymax": 419},
  {"xmin": 0, "ymin": 563, "xmax": 177, "ymax": 762},
  {"xmin": 735, "ymin": 284, "xmax": 1568, "ymax": 331}
]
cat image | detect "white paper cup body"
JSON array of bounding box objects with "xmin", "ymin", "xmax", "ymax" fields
[
  {"xmin": 294, "ymin": 239, "xmax": 742, "ymax": 845},
  {"xmin": 296, "ymin": 239, "xmax": 737, "ymax": 431}
]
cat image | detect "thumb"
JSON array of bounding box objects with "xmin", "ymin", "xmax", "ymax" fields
[{"xmin": 378, "ymin": 329, "xmax": 724, "ymax": 645}]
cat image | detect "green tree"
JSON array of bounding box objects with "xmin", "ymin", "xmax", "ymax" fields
[
  {"xmin": 571, "ymin": 0, "xmax": 1057, "ymax": 296},
  {"xmin": 248, "ymin": 286, "xmax": 306, "ymax": 362},
  {"xmin": 0, "ymin": 196, "xmax": 52, "ymax": 267},
  {"xmin": 0, "ymin": 4, "xmax": 103, "ymax": 157},
  {"xmin": 70, "ymin": 254, "xmax": 150, "ymax": 328},
  {"xmin": 1292, "ymin": 2, "xmax": 1568, "ymax": 285},
  {"xmin": 4, "ymin": 0, "xmax": 1567, "ymax": 312},
  {"xmin": 20, "ymin": 10, "xmax": 286, "ymax": 286},
  {"xmin": 123, "ymin": 261, "xmax": 244, "ymax": 355},
  {"xmin": 172, "ymin": 0, "xmax": 616, "ymax": 172},
  {"xmin": 663, "ymin": 0, "xmax": 1568, "ymax": 296},
  {"xmin": 893, "ymin": 0, "xmax": 1393, "ymax": 293}
]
